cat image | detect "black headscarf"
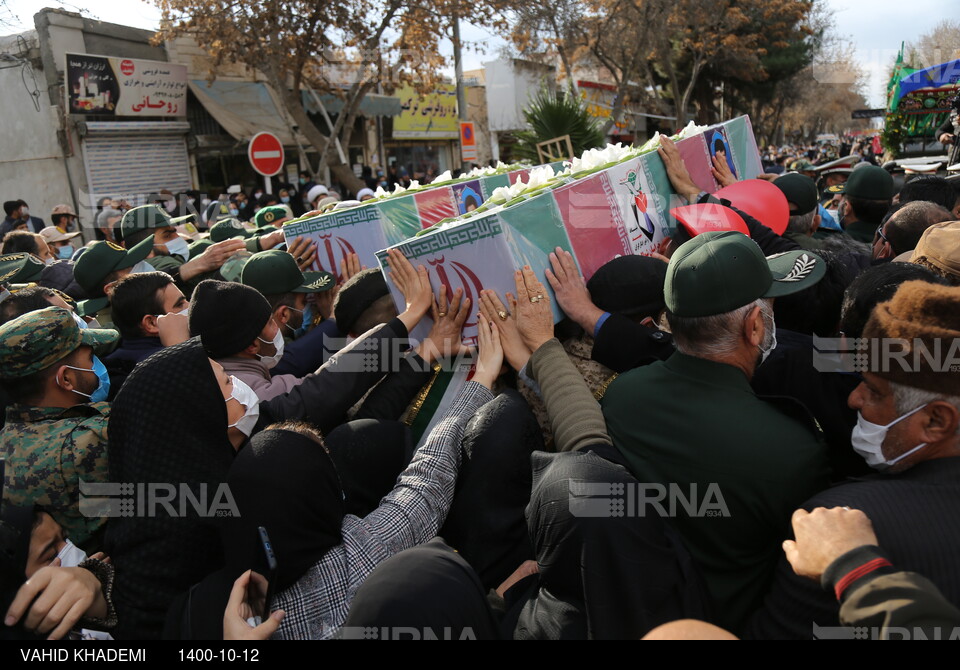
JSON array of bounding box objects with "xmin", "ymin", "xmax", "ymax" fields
[
  {"xmin": 510, "ymin": 450, "xmax": 706, "ymax": 640},
  {"xmin": 105, "ymin": 337, "xmax": 236, "ymax": 640},
  {"xmin": 344, "ymin": 538, "xmax": 500, "ymax": 640},
  {"xmin": 324, "ymin": 420, "xmax": 414, "ymax": 519},
  {"xmin": 227, "ymin": 427, "xmax": 343, "ymax": 591},
  {"xmin": 166, "ymin": 427, "xmax": 344, "ymax": 639},
  {"xmin": 0, "ymin": 502, "xmax": 39, "ymax": 640},
  {"xmin": 441, "ymin": 389, "xmax": 541, "ymax": 591}
]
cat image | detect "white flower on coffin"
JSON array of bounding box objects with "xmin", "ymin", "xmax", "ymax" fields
[
  {"xmin": 638, "ymin": 132, "xmax": 662, "ymax": 154},
  {"xmin": 373, "ymin": 185, "xmax": 390, "ymax": 198},
  {"xmin": 565, "ymin": 143, "xmax": 636, "ymax": 175},
  {"xmin": 677, "ymin": 121, "xmax": 708, "ymax": 140},
  {"xmin": 525, "ymin": 165, "xmax": 556, "ymax": 190},
  {"xmin": 490, "ymin": 175, "xmax": 529, "ymax": 203},
  {"xmin": 432, "ymin": 170, "xmax": 454, "ymax": 184}
]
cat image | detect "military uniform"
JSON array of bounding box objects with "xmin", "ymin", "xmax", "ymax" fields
[
  {"xmin": 601, "ymin": 232, "xmax": 831, "ymax": 632},
  {"xmin": 0, "ymin": 306, "xmax": 118, "ymax": 550},
  {"xmin": 1, "ymin": 402, "xmax": 110, "ymax": 547},
  {"xmin": 74, "ymin": 238, "xmax": 154, "ymax": 318}
]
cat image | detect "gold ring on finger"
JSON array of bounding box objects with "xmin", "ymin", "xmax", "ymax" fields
[
  {"xmin": 438, "ymin": 312, "xmax": 447, "ymax": 317},
  {"xmin": 497, "ymin": 310, "xmax": 508, "ymax": 321}
]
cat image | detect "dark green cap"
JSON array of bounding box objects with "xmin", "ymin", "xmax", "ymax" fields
[
  {"xmin": 0, "ymin": 306, "xmax": 118, "ymax": 378},
  {"xmin": 774, "ymin": 173, "xmax": 819, "ymax": 216},
  {"xmin": 209, "ymin": 218, "xmax": 254, "ymax": 243},
  {"xmin": 241, "ymin": 249, "xmax": 334, "ymax": 295},
  {"xmin": 73, "ymin": 237, "xmax": 154, "ymax": 297},
  {"xmin": 189, "ymin": 238, "xmax": 214, "ymax": 259},
  {"xmin": 829, "ymin": 165, "xmax": 894, "ymax": 200},
  {"xmin": 76, "ymin": 295, "xmax": 110, "ymax": 318},
  {"xmin": 666, "ymin": 231, "xmax": 826, "ymax": 317},
  {"xmin": 0, "ymin": 253, "xmax": 45, "ymax": 284},
  {"xmin": 253, "ymin": 205, "xmax": 290, "ymax": 228},
  {"xmin": 120, "ymin": 204, "xmax": 184, "ymax": 239}
]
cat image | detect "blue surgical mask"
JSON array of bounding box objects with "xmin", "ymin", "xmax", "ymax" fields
[
  {"xmin": 280, "ymin": 196, "xmax": 290, "ymax": 204},
  {"xmin": 131, "ymin": 260, "xmax": 154, "ymax": 274},
  {"xmin": 229, "ymin": 207, "xmax": 239, "ymax": 217},
  {"xmin": 60, "ymin": 355, "xmax": 110, "ymax": 403},
  {"xmin": 58, "ymin": 244, "xmax": 74, "ymax": 260}
]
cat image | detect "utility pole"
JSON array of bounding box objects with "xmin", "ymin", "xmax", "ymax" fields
[{"xmin": 452, "ymin": 6, "xmax": 468, "ymax": 173}]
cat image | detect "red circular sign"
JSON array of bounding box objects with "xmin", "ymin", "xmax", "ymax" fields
[
  {"xmin": 120, "ymin": 59, "xmax": 135, "ymax": 76},
  {"xmin": 248, "ymin": 132, "xmax": 285, "ymax": 177}
]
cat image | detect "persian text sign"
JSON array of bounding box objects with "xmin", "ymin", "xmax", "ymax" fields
[
  {"xmin": 393, "ymin": 84, "xmax": 459, "ymax": 139},
  {"xmin": 66, "ymin": 53, "xmax": 187, "ymax": 117}
]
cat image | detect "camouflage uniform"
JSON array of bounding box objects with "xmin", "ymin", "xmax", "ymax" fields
[
  {"xmin": 0, "ymin": 306, "xmax": 119, "ymax": 550},
  {"xmin": 1, "ymin": 402, "xmax": 110, "ymax": 547}
]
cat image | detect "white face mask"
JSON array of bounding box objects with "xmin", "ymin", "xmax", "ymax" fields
[
  {"xmin": 164, "ymin": 236, "xmax": 190, "ymax": 261},
  {"xmin": 256, "ymin": 327, "xmax": 285, "ymax": 370},
  {"xmin": 130, "ymin": 260, "xmax": 154, "ymax": 275},
  {"xmin": 226, "ymin": 376, "xmax": 260, "ymax": 437},
  {"xmin": 56, "ymin": 539, "xmax": 87, "ymax": 568},
  {"xmin": 851, "ymin": 403, "xmax": 930, "ymax": 471},
  {"xmin": 758, "ymin": 305, "xmax": 777, "ymax": 366}
]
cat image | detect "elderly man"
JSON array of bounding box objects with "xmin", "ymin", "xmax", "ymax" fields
[
  {"xmin": 745, "ymin": 280, "xmax": 960, "ymax": 639},
  {"xmin": 874, "ymin": 201, "xmax": 953, "ymax": 261},
  {"xmin": 600, "ymin": 231, "xmax": 831, "ymax": 633}
]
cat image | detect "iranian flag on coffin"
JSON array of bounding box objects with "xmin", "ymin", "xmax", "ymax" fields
[
  {"xmin": 376, "ymin": 114, "xmax": 763, "ymax": 333},
  {"xmin": 281, "ymin": 163, "xmax": 565, "ymax": 277},
  {"xmin": 376, "ymin": 203, "xmax": 574, "ymax": 345},
  {"xmin": 282, "ymin": 203, "xmax": 419, "ymax": 279}
]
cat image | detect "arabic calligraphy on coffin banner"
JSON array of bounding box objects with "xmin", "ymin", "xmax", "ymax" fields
[{"xmin": 65, "ymin": 53, "xmax": 187, "ymax": 117}]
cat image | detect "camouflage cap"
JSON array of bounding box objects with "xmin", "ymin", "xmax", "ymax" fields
[
  {"xmin": 73, "ymin": 237, "xmax": 154, "ymax": 296},
  {"xmin": 209, "ymin": 218, "xmax": 254, "ymax": 243},
  {"xmin": 0, "ymin": 306, "xmax": 118, "ymax": 378},
  {"xmin": 254, "ymin": 205, "xmax": 290, "ymax": 228},
  {"xmin": 0, "ymin": 253, "xmax": 45, "ymax": 284},
  {"xmin": 241, "ymin": 249, "xmax": 334, "ymax": 295}
]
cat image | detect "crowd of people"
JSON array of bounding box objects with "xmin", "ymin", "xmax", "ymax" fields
[{"xmin": 1, "ymin": 132, "xmax": 959, "ymax": 641}]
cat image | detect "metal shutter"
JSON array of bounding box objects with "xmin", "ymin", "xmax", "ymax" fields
[{"xmin": 81, "ymin": 121, "xmax": 192, "ymax": 203}]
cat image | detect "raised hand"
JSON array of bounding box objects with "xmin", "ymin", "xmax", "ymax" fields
[
  {"xmin": 286, "ymin": 236, "xmax": 318, "ymax": 271},
  {"xmin": 387, "ymin": 248, "xmax": 432, "ymax": 331},
  {"xmin": 473, "ymin": 317, "xmax": 503, "ymax": 390},
  {"xmin": 658, "ymin": 136, "xmax": 702, "ymax": 203},
  {"xmin": 513, "ymin": 266, "xmax": 555, "ymax": 353},
  {"xmin": 544, "ymin": 247, "xmax": 604, "ymax": 334},
  {"xmin": 478, "ymin": 289, "xmax": 531, "ymax": 372},
  {"xmin": 711, "ymin": 150, "xmax": 738, "ymax": 188},
  {"xmin": 418, "ymin": 286, "xmax": 470, "ymax": 364}
]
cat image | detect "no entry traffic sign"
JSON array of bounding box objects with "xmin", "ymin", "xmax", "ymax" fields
[{"xmin": 248, "ymin": 132, "xmax": 285, "ymax": 177}]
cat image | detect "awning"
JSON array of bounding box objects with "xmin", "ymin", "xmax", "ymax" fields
[
  {"xmin": 301, "ymin": 91, "xmax": 401, "ymax": 118},
  {"xmin": 189, "ymin": 80, "xmax": 307, "ymax": 145}
]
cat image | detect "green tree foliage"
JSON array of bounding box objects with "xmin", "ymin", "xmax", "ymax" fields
[{"xmin": 512, "ymin": 88, "xmax": 605, "ymax": 161}]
